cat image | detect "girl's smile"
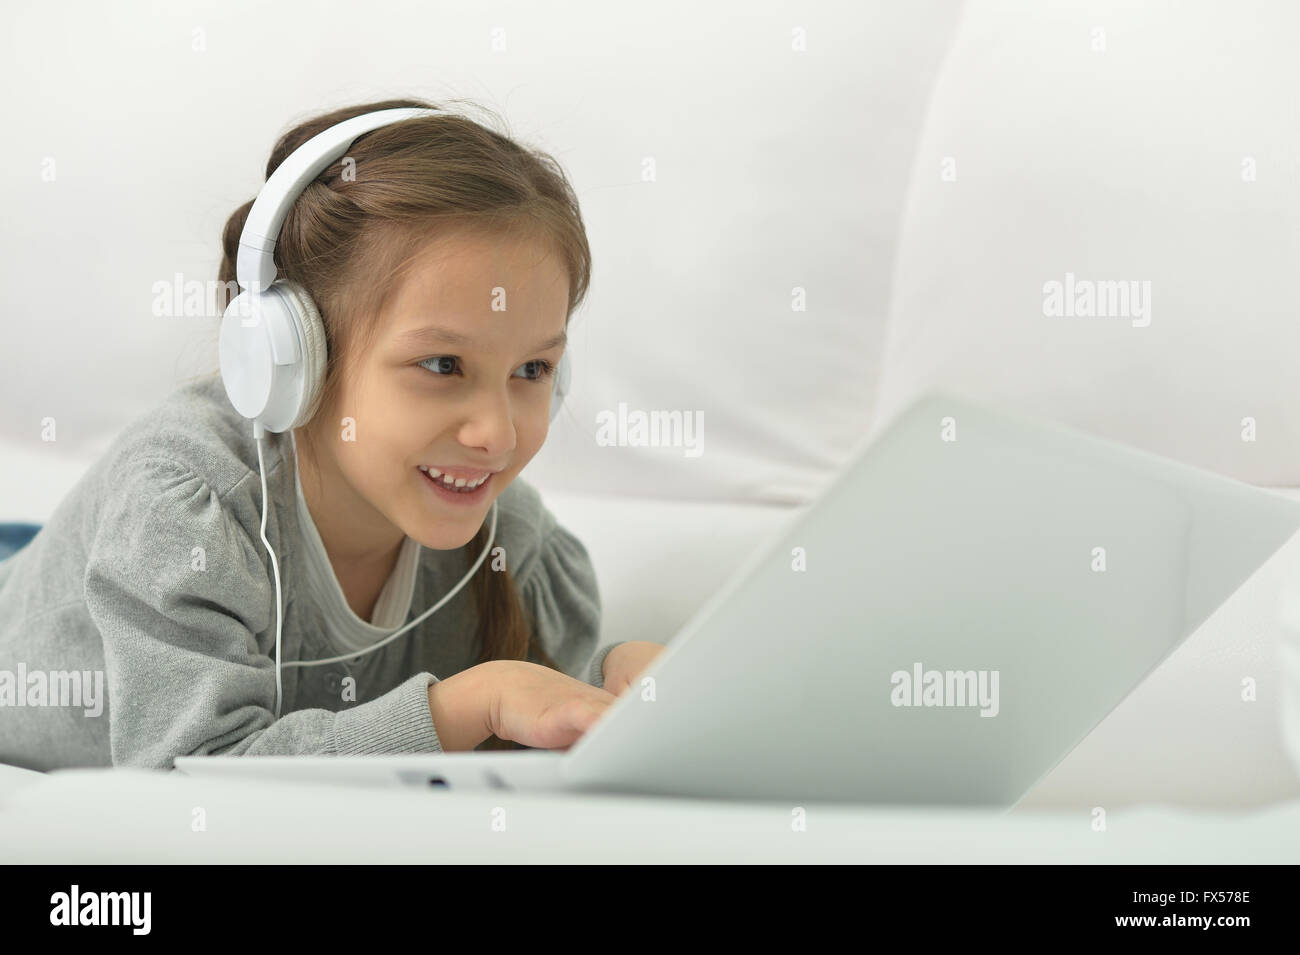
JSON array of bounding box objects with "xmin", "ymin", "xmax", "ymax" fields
[{"xmin": 417, "ymin": 465, "xmax": 494, "ymax": 506}]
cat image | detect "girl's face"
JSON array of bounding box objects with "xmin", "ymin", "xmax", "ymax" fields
[{"xmin": 295, "ymin": 227, "xmax": 570, "ymax": 563}]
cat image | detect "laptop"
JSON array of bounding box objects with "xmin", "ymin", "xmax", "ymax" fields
[{"xmin": 175, "ymin": 390, "xmax": 1300, "ymax": 809}]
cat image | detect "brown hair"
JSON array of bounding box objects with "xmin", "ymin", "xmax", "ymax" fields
[{"xmin": 215, "ymin": 98, "xmax": 592, "ymax": 747}]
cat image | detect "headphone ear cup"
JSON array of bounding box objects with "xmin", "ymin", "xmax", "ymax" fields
[
  {"xmin": 550, "ymin": 352, "xmax": 571, "ymax": 424},
  {"xmin": 219, "ymin": 289, "xmax": 273, "ymax": 423},
  {"xmin": 273, "ymin": 280, "xmax": 328, "ymax": 430}
]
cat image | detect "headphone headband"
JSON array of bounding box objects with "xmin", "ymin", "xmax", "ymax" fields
[{"xmin": 236, "ymin": 107, "xmax": 439, "ymax": 293}]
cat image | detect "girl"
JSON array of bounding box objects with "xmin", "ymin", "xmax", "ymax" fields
[{"xmin": 0, "ymin": 97, "xmax": 664, "ymax": 770}]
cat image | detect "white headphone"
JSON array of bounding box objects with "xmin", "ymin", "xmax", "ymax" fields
[{"xmin": 217, "ymin": 107, "xmax": 572, "ymax": 717}]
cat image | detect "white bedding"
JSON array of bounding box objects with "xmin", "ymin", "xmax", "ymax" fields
[{"xmin": 1, "ymin": 766, "xmax": 1296, "ymax": 863}]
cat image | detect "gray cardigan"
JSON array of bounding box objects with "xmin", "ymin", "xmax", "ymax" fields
[{"xmin": 0, "ymin": 373, "xmax": 619, "ymax": 770}]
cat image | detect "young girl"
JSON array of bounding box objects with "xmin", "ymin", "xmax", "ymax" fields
[{"xmin": 0, "ymin": 98, "xmax": 663, "ymax": 771}]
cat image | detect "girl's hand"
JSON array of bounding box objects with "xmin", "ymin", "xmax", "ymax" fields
[
  {"xmin": 602, "ymin": 641, "xmax": 668, "ymax": 697},
  {"xmin": 486, "ymin": 660, "xmax": 619, "ymax": 750}
]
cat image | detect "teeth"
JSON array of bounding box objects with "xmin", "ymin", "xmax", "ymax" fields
[{"xmin": 419, "ymin": 465, "xmax": 490, "ymax": 489}]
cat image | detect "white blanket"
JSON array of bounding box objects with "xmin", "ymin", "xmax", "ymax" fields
[{"xmin": 2, "ymin": 767, "xmax": 1296, "ymax": 863}]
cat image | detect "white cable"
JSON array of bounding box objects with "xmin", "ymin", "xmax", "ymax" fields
[
  {"xmin": 280, "ymin": 500, "xmax": 497, "ymax": 669},
  {"xmin": 251, "ymin": 420, "xmax": 498, "ymax": 719},
  {"xmin": 252, "ymin": 420, "xmax": 287, "ymax": 718}
]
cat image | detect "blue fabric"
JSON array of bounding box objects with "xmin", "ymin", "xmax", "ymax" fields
[{"xmin": 0, "ymin": 522, "xmax": 42, "ymax": 562}]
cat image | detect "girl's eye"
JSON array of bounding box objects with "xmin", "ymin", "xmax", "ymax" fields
[
  {"xmin": 420, "ymin": 356, "xmax": 459, "ymax": 376},
  {"xmin": 515, "ymin": 359, "xmax": 556, "ymax": 382},
  {"xmin": 418, "ymin": 356, "xmax": 556, "ymax": 382}
]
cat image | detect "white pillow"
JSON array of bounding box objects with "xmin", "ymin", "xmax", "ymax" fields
[
  {"xmin": 531, "ymin": 2, "xmax": 964, "ymax": 505},
  {"xmin": 872, "ymin": 0, "xmax": 1300, "ymax": 486}
]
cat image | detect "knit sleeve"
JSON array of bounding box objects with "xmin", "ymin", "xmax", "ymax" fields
[
  {"xmin": 517, "ymin": 518, "xmax": 623, "ymax": 690},
  {"xmin": 82, "ymin": 457, "xmax": 442, "ymax": 768}
]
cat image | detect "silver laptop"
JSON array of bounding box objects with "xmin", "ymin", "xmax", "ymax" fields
[{"xmin": 176, "ymin": 390, "xmax": 1300, "ymax": 809}]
